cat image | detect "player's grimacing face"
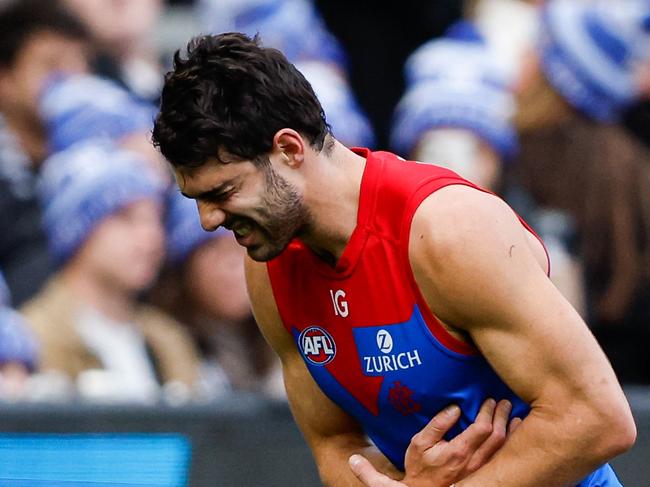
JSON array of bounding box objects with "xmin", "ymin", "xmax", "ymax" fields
[{"xmin": 175, "ymin": 155, "xmax": 311, "ymax": 262}]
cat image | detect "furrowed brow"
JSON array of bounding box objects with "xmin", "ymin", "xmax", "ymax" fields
[{"xmin": 180, "ymin": 179, "xmax": 236, "ymax": 200}]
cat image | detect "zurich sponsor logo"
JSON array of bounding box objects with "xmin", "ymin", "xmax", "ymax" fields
[
  {"xmin": 376, "ymin": 329, "xmax": 393, "ymax": 354},
  {"xmin": 354, "ymin": 325, "xmax": 423, "ymax": 375},
  {"xmin": 299, "ymin": 326, "xmax": 336, "ymax": 366}
]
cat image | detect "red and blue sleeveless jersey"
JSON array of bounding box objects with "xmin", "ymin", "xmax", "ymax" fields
[{"xmin": 266, "ymin": 149, "xmax": 620, "ymax": 486}]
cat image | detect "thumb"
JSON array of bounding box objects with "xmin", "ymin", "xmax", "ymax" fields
[{"xmin": 349, "ymin": 454, "xmax": 398, "ymax": 486}]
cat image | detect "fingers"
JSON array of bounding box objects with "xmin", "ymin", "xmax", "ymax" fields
[
  {"xmin": 465, "ymin": 399, "xmax": 511, "ymax": 472},
  {"xmin": 474, "ymin": 398, "xmax": 497, "ymax": 426},
  {"xmin": 409, "ymin": 404, "xmax": 461, "ymax": 454},
  {"xmin": 442, "ymin": 399, "xmax": 496, "ymax": 465},
  {"xmin": 349, "ymin": 454, "xmax": 402, "ymax": 487},
  {"xmin": 403, "ymin": 399, "xmax": 521, "ymax": 481},
  {"xmin": 507, "ymin": 416, "xmax": 523, "ymax": 438}
]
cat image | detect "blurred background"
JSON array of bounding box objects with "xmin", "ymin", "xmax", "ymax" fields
[{"xmin": 0, "ymin": 0, "xmax": 649, "ymax": 485}]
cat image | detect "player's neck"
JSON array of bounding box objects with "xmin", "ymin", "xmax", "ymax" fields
[{"xmin": 299, "ymin": 140, "xmax": 367, "ymax": 266}]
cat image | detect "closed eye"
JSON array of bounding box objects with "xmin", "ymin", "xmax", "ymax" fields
[{"xmin": 206, "ymin": 187, "xmax": 235, "ymax": 203}]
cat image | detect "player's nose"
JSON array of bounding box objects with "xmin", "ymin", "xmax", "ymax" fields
[{"xmin": 197, "ymin": 202, "xmax": 227, "ymax": 232}]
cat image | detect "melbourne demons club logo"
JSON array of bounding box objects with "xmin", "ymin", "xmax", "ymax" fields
[{"xmin": 299, "ymin": 326, "xmax": 336, "ymax": 366}]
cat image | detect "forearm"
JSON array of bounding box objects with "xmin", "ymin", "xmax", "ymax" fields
[
  {"xmin": 317, "ymin": 441, "xmax": 403, "ymax": 486},
  {"xmin": 457, "ymin": 405, "xmax": 626, "ymax": 487}
]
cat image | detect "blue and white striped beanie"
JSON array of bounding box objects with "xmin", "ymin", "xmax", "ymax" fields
[
  {"xmin": 164, "ymin": 191, "xmax": 228, "ymax": 265},
  {"xmin": 0, "ymin": 307, "xmax": 38, "ymax": 372},
  {"xmin": 40, "ymin": 74, "xmax": 157, "ymax": 153},
  {"xmin": 539, "ymin": 0, "xmax": 650, "ymax": 121},
  {"xmin": 198, "ymin": 0, "xmax": 347, "ymax": 66},
  {"xmin": 39, "ymin": 141, "xmax": 164, "ymax": 265},
  {"xmin": 391, "ymin": 21, "xmax": 517, "ymax": 159}
]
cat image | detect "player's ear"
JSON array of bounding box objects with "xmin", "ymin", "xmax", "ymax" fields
[{"xmin": 272, "ymin": 129, "xmax": 305, "ymax": 168}]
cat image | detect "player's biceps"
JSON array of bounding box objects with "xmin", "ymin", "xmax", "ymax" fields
[
  {"xmin": 470, "ymin": 325, "xmax": 549, "ymax": 404},
  {"xmin": 483, "ymin": 290, "xmax": 602, "ymax": 388}
]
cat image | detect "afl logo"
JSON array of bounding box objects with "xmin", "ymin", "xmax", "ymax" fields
[
  {"xmin": 376, "ymin": 329, "xmax": 393, "ymax": 354},
  {"xmin": 299, "ymin": 327, "xmax": 336, "ymax": 366}
]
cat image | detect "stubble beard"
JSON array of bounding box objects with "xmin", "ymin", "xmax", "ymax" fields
[{"xmin": 247, "ymin": 165, "xmax": 312, "ymax": 262}]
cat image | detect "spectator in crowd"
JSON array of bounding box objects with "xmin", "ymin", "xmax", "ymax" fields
[
  {"xmin": 39, "ymin": 72, "xmax": 171, "ymax": 186},
  {"xmin": 62, "ymin": 0, "xmax": 165, "ymax": 103},
  {"xmin": 21, "ymin": 142, "xmax": 201, "ymax": 403},
  {"xmin": 511, "ymin": 0, "xmax": 650, "ymax": 382},
  {"xmin": 0, "ymin": 0, "xmax": 91, "ymax": 305},
  {"xmin": 391, "ymin": 20, "xmax": 517, "ymax": 189},
  {"xmin": 198, "ymin": 0, "xmax": 375, "ymax": 148},
  {"xmin": 0, "ymin": 0, "xmax": 90, "ymax": 165},
  {"xmin": 150, "ymin": 193, "xmax": 284, "ymax": 400},
  {"xmin": 391, "ymin": 19, "xmax": 587, "ymax": 316}
]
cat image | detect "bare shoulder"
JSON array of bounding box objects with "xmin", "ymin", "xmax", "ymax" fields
[
  {"xmin": 244, "ymin": 256, "xmax": 296, "ymax": 362},
  {"xmin": 408, "ymin": 184, "xmax": 548, "ymax": 330},
  {"xmin": 410, "ymin": 185, "xmax": 535, "ymax": 269},
  {"xmin": 411, "ymin": 184, "xmax": 525, "ymax": 253}
]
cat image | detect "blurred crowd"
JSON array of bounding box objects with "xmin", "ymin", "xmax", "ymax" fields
[{"xmin": 0, "ymin": 0, "xmax": 649, "ymax": 405}]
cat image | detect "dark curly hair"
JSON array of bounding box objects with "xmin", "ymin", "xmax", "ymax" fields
[{"xmin": 152, "ymin": 32, "xmax": 330, "ymax": 168}]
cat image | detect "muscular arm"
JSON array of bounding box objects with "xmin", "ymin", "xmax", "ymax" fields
[
  {"xmin": 245, "ymin": 258, "xmax": 401, "ymax": 486},
  {"xmin": 409, "ymin": 185, "xmax": 636, "ymax": 486}
]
